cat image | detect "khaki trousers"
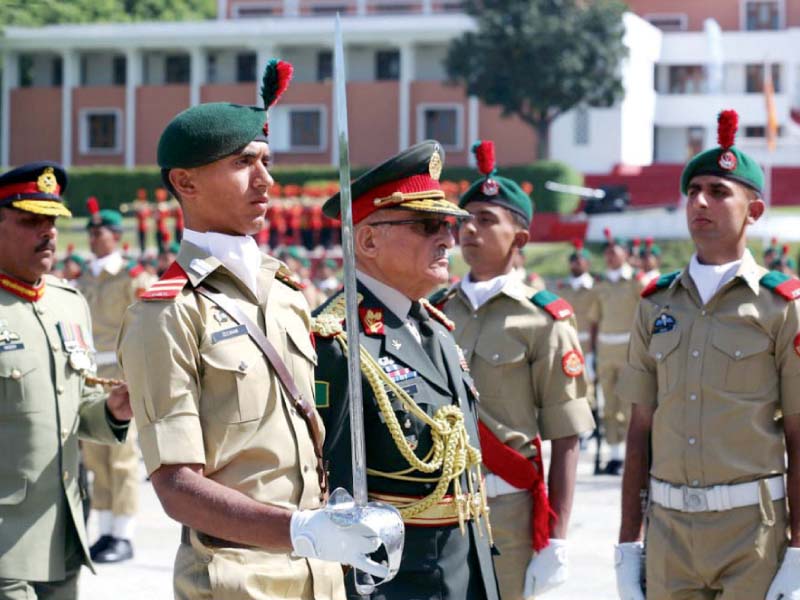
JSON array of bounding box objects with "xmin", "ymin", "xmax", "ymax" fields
[
  {"xmin": 0, "ymin": 552, "xmax": 80, "ymax": 600},
  {"xmin": 488, "ymin": 491, "xmax": 533, "ymax": 600},
  {"xmin": 646, "ymin": 494, "xmax": 788, "ymax": 599},
  {"xmin": 81, "ymin": 424, "xmax": 139, "ymax": 516},
  {"xmin": 596, "ymin": 343, "xmax": 629, "ymax": 445}
]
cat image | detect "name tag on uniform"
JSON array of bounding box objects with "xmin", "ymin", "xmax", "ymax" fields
[
  {"xmin": 0, "ymin": 342, "xmax": 24, "ymax": 353},
  {"xmin": 211, "ymin": 324, "xmax": 248, "ymax": 344}
]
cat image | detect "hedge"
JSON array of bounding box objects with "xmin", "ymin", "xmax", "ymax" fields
[{"xmin": 61, "ymin": 161, "xmax": 583, "ymax": 217}]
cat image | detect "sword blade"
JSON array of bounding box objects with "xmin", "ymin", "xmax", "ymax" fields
[{"xmin": 334, "ymin": 14, "xmax": 368, "ymax": 509}]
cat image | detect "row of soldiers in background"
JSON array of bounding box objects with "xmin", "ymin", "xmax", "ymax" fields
[{"xmin": 121, "ymin": 188, "xmax": 343, "ymax": 254}]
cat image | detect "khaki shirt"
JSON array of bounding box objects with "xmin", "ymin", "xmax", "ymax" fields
[
  {"xmin": 557, "ymin": 276, "xmax": 596, "ymax": 347},
  {"xmin": 0, "ymin": 275, "xmax": 124, "ymax": 581},
  {"xmin": 442, "ymin": 278, "xmax": 595, "ymax": 457},
  {"xmin": 77, "ymin": 253, "xmax": 153, "ymax": 378},
  {"xmin": 588, "ymin": 265, "xmax": 642, "ymax": 345},
  {"xmin": 619, "ymin": 252, "xmax": 800, "ymax": 486}
]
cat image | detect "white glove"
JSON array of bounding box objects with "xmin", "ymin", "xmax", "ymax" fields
[
  {"xmin": 290, "ymin": 506, "xmax": 388, "ymax": 578},
  {"xmin": 614, "ymin": 542, "xmax": 645, "ymax": 600},
  {"xmin": 766, "ymin": 547, "xmax": 800, "ymax": 600},
  {"xmin": 523, "ymin": 538, "xmax": 569, "ymax": 598}
]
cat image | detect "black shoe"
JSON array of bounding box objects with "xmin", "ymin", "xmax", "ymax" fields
[
  {"xmin": 603, "ymin": 459, "xmax": 624, "ymax": 476},
  {"xmin": 89, "ymin": 535, "xmax": 114, "ymax": 560},
  {"xmin": 93, "ymin": 537, "xmax": 134, "ymax": 564}
]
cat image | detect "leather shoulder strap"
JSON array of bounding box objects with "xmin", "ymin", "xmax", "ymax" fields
[{"xmin": 195, "ymin": 284, "xmax": 328, "ymax": 498}]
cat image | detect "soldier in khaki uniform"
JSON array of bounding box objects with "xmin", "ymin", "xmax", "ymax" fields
[
  {"xmin": 117, "ymin": 59, "xmax": 395, "ymax": 600},
  {"xmin": 78, "ymin": 202, "xmax": 154, "ymax": 563},
  {"xmin": 615, "ymin": 110, "xmax": 800, "ymax": 600},
  {"xmin": 435, "ymin": 141, "xmax": 595, "ymax": 599},
  {"xmin": 588, "ymin": 229, "xmax": 642, "ymax": 475},
  {"xmin": 0, "ymin": 162, "xmax": 131, "ymax": 600},
  {"xmin": 557, "ymin": 240, "xmax": 597, "ymax": 387}
]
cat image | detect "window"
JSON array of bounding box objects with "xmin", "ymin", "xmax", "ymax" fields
[
  {"xmin": 688, "ymin": 127, "xmax": 705, "ymax": 158},
  {"xmin": 744, "ymin": 125, "xmax": 784, "ymax": 137},
  {"xmin": 745, "ymin": 64, "xmax": 781, "ymax": 93},
  {"xmin": 207, "ymin": 54, "xmax": 219, "ymax": 83},
  {"xmin": 645, "ymin": 13, "xmax": 688, "ymax": 31},
  {"xmin": 310, "ymin": 4, "xmax": 348, "ymax": 14},
  {"xmin": 165, "ymin": 55, "xmax": 190, "ymax": 84},
  {"xmin": 375, "ymin": 50, "xmax": 400, "ymax": 81},
  {"xmin": 417, "ymin": 104, "xmax": 462, "ymax": 149},
  {"xmin": 744, "ymin": 0, "xmax": 781, "ymax": 30},
  {"xmin": 52, "ymin": 56, "xmax": 63, "ymax": 87},
  {"xmin": 289, "ymin": 108, "xmax": 325, "ymax": 151},
  {"xmin": 317, "ymin": 50, "xmax": 332, "ymax": 82},
  {"xmin": 574, "ymin": 108, "xmax": 589, "ymax": 146},
  {"xmin": 373, "ymin": 2, "xmax": 415, "ymax": 13},
  {"xmin": 234, "ymin": 3, "xmax": 276, "ymax": 17},
  {"xmin": 237, "ymin": 53, "xmax": 256, "ymax": 83},
  {"xmin": 19, "ymin": 55, "xmax": 34, "ymax": 88},
  {"xmin": 667, "ymin": 65, "xmax": 705, "ymax": 94},
  {"xmin": 438, "ymin": 0, "xmax": 463, "ymax": 11},
  {"xmin": 80, "ymin": 109, "xmax": 122, "ymax": 155},
  {"xmin": 113, "ymin": 56, "xmax": 126, "ymax": 85}
]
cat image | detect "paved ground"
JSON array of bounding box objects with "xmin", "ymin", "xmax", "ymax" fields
[{"xmin": 80, "ymin": 444, "xmax": 621, "ymax": 599}]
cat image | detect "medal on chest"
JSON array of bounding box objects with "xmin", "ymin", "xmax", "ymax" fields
[{"xmin": 56, "ymin": 321, "xmax": 94, "ymax": 372}]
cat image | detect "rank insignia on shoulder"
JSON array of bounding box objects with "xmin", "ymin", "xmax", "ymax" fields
[
  {"xmin": 561, "ymin": 350, "xmax": 584, "ymax": 378},
  {"xmin": 641, "ymin": 270, "xmax": 681, "ymax": 298},
  {"xmin": 652, "ymin": 313, "xmax": 676, "ymax": 334},
  {"xmin": 420, "ymin": 298, "xmax": 455, "ymax": 331},
  {"xmin": 360, "ymin": 307, "xmax": 384, "ymax": 336},
  {"xmin": 530, "ymin": 290, "xmax": 573, "ymax": 320},
  {"xmin": 760, "ymin": 271, "xmax": 800, "ymax": 301},
  {"xmin": 456, "ymin": 344, "xmax": 470, "ymax": 372},
  {"xmin": 276, "ymin": 266, "xmax": 306, "ymax": 291},
  {"xmin": 428, "ymin": 286, "xmax": 457, "ymax": 310},
  {"xmin": 140, "ymin": 262, "xmax": 188, "ymax": 301}
]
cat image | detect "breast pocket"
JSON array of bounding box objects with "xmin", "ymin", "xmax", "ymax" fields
[
  {"xmin": 473, "ymin": 337, "xmax": 527, "ymax": 400},
  {"xmin": 709, "ymin": 327, "xmax": 773, "ymax": 394},
  {"xmin": 647, "ymin": 329, "xmax": 682, "ymax": 397},
  {"xmin": 0, "ymin": 354, "xmax": 40, "ymax": 415},
  {"xmin": 201, "ymin": 337, "xmax": 269, "ymax": 423}
]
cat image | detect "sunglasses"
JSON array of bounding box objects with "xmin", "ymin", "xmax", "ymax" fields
[{"xmin": 369, "ymin": 216, "xmax": 471, "ymax": 237}]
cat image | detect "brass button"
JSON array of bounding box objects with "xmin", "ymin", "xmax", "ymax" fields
[
  {"xmin": 56, "ymin": 385, "xmax": 65, "ymax": 395},
  {"xmin": 51, "ymin": 345, "xmax": 59, "ymax": 353},
  {"xmin": 734, "ymin": 350, "xmax": 742, "ymax": 358},
  {"xmin": 10, "ymin": 368, "xmax": 22, "ymax": 380},
  {"xmin": 689, "ymin": 394, "xmax": 697, "ymax": 401},
  {"xmin": 655, "ymin": 352, "xmax": 663, "ymax": 360},
  {"xmin": 691, "ymin": 350, "xmax": 700, "ymax": 358},
  {"xmin": 688, "ymin": 437, "xmax": 696, "ymax": 445},
  {"xmin": 63, "ymin": 470, "xmax": 69, "ymax": 481},
  {"xmin": 61, "ymin": 428, "xmax": 69, "ymax": 441},
  {"xmin": 492, "ymin": 353, "xmax": 500, "ymax": 361},
  {"xmin": 238, "ymin": 361, "xmax": 248, "ymax": 372}
]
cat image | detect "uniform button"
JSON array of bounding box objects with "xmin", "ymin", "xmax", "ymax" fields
[
  {"xmin": 472, "ymin": 313, "xmax": 478, "ymax": 319},
  {"xmin": 51, "ymin": 344, "xmax": 59, "ymax": 352},
  {"xmin": 238, "ymin": 361, "xmax": 248, "ymax": 372},
  {"xmin": 56, "ymin": 385, "xmax": 64, "ymax": 395},
  {"xmin": 688, "ymin": 437, "xmax": 696, "ymax": 445},
  {"xmin": 36, "ymin": 307, "xmax": 45, "ymax": 315},
  {"xmin": 689, "ymin": 394, "xmax": 697, "ymax": 401},
  {"xmin": 492, "ymin": 353, "xmax": 500, "ymax": 361},
  {"xmin": 692, "ymin": 479, "xmax": 700, "ymax": 486},
  {"xmin": 61, "ymin": 428, "xmax": 69, "ymax": 440},
  {"xmin": 63, "ymin": 471, "xmax": 69, "ymax": 481},
  {"xmin": 691, "ymin": 350, "xmax": 700, "ymax": 358},
  {"xmin": 303, "ymin": 465, "xmax": 309, "ymax": 472},
  {"xmin": 655, "ymin": 352, "xmax": 663, "ymax": 360},
  {"xmin": 700, "ymin": 310, "xmax": 706, "ymax": 316},
  {"xmin": 734, "ymin": 350, "xmax": 742, "ymax": 358},
  {"xmin": 10, "ymin": 368, "xmax": 21, "ymax": 380}
]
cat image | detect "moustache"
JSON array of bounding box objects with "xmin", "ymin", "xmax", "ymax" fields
[
  {"xmin": 433, "ymin": 247, "xmax": 449, "ymax": 261},
  {"xmin": 35, "ymin": 240, "xmax": 56, "ymax": 253}
]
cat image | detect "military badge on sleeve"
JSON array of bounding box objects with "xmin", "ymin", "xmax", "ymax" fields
[{"xmin": 562, "ymin": 350, "xmax": 584, "ymax": 378}]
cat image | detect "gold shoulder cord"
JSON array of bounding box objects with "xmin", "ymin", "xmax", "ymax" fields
[{"xmin": 313, "ymin": 294, "xmax": 493, "ymax": 541}]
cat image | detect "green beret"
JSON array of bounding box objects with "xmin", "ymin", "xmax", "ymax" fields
[
  {"xmin": 322, "ymin": 140, "xmax": 468, "ymax": 222},
  {"xmin": 66, "ymin": 254, "xmax": 86, "ymax": 268},
  {"xmin": 87, "ymin": 208, "xmax": 123, "ymax": 231},
  {"xmin": 681, "ymin": 110, "xmax": 764, "ymax": 195},
  {"xmin": 459, "ymin": 141, "xmax": 532, "ymax": 225},
  {"xmin": 158, "ymin": 59, "xmax": 293, "ymax": 169}
]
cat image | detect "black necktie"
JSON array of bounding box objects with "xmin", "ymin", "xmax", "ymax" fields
[{"xmin": 409, "ymin": 301, "xmax": 446, "ymax": 376}]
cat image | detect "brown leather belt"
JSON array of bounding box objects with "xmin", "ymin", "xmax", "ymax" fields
[{"xmin": 181, "ymin": 525, "xmax": 253, "ymax": 549}]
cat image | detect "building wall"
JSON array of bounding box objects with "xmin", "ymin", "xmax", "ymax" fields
[
  {"xmin": 347, "ymin": 81, "xmax": 399, "ymax": 166},
  {"xmin": 71, "ymin": 86, "xmax": 126, "ymax": 166},
  {"xmin": 269, "ymin": 81, "xmax": 333, "ymax": 165},
  {"xmin": 410, "ymin": 80, "xmax": 468, "ymax": 166},
  {"xmin": 135, "ymin": 85, "xmax": 190, "ymax": 165},
  {"xmin": 9, "ymin": 88, "xmax": 62, "ymax": 164},
  {"xmin": 626, "ymin": 0, "xmax": 800, "ymax": 30},
  {"xmin": 478, "ymin": 105, "xmax": 537, "ymax": 165}
]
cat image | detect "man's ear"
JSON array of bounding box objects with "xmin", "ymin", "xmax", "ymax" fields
[
  {"xmin": 512, "ymin": 228, "xmax": 530, "ymax": 249},
  {"xmin": 747, "ymin": 197, "xmax": 765, "ymax": 225},
  {"xmin": 355, "ymin": 223, "xmax": 379, "ymax": 259},
  {"xmin": 169, "ymin": 168, "xmax": 197, "ymax": 201}
]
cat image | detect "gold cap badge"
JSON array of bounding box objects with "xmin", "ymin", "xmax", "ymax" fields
[
  {"xmin": 37, "ymin": 167, "xmax": 58, "ymax": 194},
  {"xmin": 428, "ymin": 150, "xmax": 443, "ymax": 181}
]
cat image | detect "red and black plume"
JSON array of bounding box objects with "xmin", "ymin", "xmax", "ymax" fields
[
  {"xmin": 572, "ymin": 238, "xmax": 584, "ymax": 251},
  {"xmin": 604, "ymin": 227, "xmax": 613, "ymax": 244},
  {"xmin": 86, "ymin": 196, "xmax": 100, "ymax": 215},
  {"xmin": 260, "ymin": 59, "xmax": 293, "ymax": 109},
  {"xmin": 717, "ymin": 110, "xmax": 739, "ymax": 150},
  {"xmin": 471, "ymin": 140, "xmax": 496, "ymax": 177}
]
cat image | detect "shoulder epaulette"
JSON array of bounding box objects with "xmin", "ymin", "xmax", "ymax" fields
[
  {"xmin": 641, "ymin": 270, "xmax": 681, "ymax": 298},
  {"xmin": 760, "ymin": 271, "xmax": 800, "ymax": 301},
  {"xmin": 275, "ymin": 265, "xmax": 306, "ymax": 291},
  {"xmin": 530, "ymin": 290, "xmax": 574, "ymax": 320},
  {"xmin": 311, "ymin": 290, "xmax": 348, "ymax": 338},
  {"xmin": 140, "ymin": 261, "xmax": 188, "ymax": 301},
  {"xmin": 428, "ymin": 285, "xmax": 457, "ymax": 310},
  {"xmin": 420, "ymin": 298, "xmax": 455, "ymax": 331}
]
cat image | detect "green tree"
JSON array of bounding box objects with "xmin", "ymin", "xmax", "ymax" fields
[
  {"xmin": 0, "ymin": 0, "xmax": 215, "ymax": 26},
  {"xmin": 446, "ymin": 0, "xmax": 628, "ymax": 160}
]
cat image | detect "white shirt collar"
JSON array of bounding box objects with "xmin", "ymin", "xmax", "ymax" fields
[
  {"xmin": 182, "ymin": 228, "xmax": 262, "ymax": 296},
  {"xmin": 569, "ymin": 271, "xmax": 594, "ymax": 291},
  {"xmin": 356, "ymin": 269, "xmax": 412, "ymax": 321},
  {"xmin": 606, "ymin": 263, "xmax": 633, "ymax": 283},
  {"xmin": 460, "ymin": 272, "xmax": 510, "ymax": 310},
  {"xmin": 90, "ymin": 251, "xmax": 124, "ymax": 278},
  {"xmin": 688, "ymin": 249, "xmax": 750, "ymax": 305}
]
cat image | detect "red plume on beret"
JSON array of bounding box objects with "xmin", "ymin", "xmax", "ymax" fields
[
  {"xmin": 771, "ymin": 236, "xmax": 778, "ymax": 246},
  {"xmin": 86, "ymin": 196, "xmax": 99, "ymax": 215},
  {"xmin": 717, "ymin": 110, "xmax": 738, "ymax": 150},
  {"xmin": 67, "ymin": 243, "xmax": 75, "ymax": 254},
  {"xmin": 782, "ymin": 244, "xmax": 790, "ymax": 256},
  {"xmin": 604, "ymin": 227, "xmax": 613, "ymax": 243},
  {"xmin": 260, "ymin": 59, "xmax": 294, "ymax": 109},
  {"xmin": 573, "ymin": 238, "xmax": 584, "ymax": 251},
  {"xmin": 645, "ymin": 236, "xmax": 654, "ymax": 249},
  {"xmin": 471, "ymin": 140, "xmax": 496, "ymax": 177}
]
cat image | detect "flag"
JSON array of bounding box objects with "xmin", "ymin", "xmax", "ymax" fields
[{"xmin": 764, "ymin": 63, "xmax": 778, "ymax": 152}]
